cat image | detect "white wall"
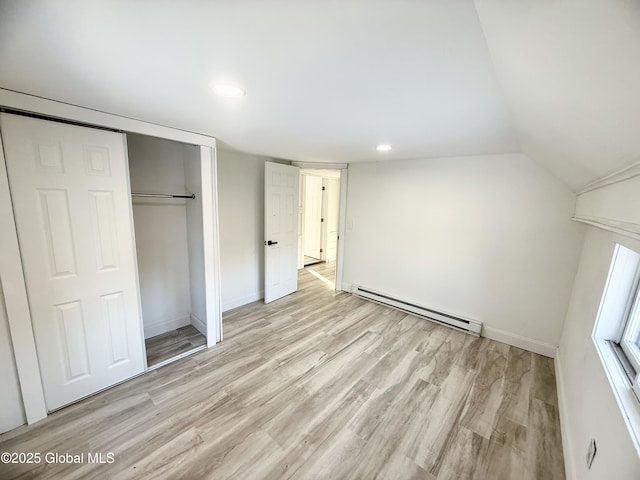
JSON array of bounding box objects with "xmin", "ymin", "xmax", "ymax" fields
[
  {"xmin": 342, "ymin": 153, "xmax": 585, "ymax": 354},
  {"xmin": 0, "ymin": 283, "xmax": 26, "ymax": 433},
  {"xmin": 128, "ymin": 134, "xmax": 192, "ymax": 338},
  {"xmin": 557, "ymin": 165, "xmax": 640, "ymax": 479},
  {"xmin": 217, "ymin": 151, "xmax": 265, "ymax": 311},
  {"xmin": 556, "ymin": 227, "xmax": 640, "ymax": 479}
]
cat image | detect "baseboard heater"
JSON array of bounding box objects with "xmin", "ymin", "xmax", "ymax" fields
[{"xmin": 351, "ymin": 285, "xmax": 482, "ymax": 336}]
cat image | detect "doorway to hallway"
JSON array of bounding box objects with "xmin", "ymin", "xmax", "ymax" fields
[{"xmin": 298, "ymin": 168, "xmax": 341, "ymax": 285}]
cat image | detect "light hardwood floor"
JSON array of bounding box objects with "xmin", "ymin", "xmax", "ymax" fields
[
  {"xmin": 145, "ymin": 324, "xmax": 207, "ymax": 367},
  {"xmin": 303, "ymin": 255, "xmax": 321, "ymax": 266},
  {"xmin": 0, "ymin": 267, "xmax": 564, "ymax": 479},
  {"xmin": 308, "ymin": 260, "xmax": 336, "ymax": 284}
]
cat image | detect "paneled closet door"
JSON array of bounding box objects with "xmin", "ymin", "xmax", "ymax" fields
[{"xmin": 0, "ymin": 113, "xmax": 145, "ymax": 411}]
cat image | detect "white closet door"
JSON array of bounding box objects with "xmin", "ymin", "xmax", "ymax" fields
[{"xmin": 0, "ymin": 114, "xmax": 145, "ymax": 411}]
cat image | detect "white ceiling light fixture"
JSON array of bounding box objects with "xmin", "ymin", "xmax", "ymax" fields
[
  {"xmin": 376, "ymin": 144, "xmax": 392, "ymax": 152},
  {"xmin": 211, "ymin": 83, "xmax": 246, "ymax": 98}
]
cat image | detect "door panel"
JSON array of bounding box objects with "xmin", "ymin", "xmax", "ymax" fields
[
  {"xmin": 90, "ymin": 191, "xmax": 120, "ymax": 270},
  {"xmin": 265, "ymin": 162, "xmax": 299, "ymax": 303},
  {"xmin": 55, "ymin": 300, "xmax": 91, "ymax": 381},
  {"xmin": 101, "ymin": 291, "xmax": 130, "ymax": 365},
  {"xmin": 0, "ymin": 113, "xmax": 145, "ymax": 410}
]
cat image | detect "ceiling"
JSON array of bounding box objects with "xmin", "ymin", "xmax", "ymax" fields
[{"xmin": 0, "ymin": 0, "xmax": 639, "ymax": 190}]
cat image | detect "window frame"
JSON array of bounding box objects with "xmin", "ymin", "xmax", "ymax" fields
[
  {"xmin": 620, "ymin": 280, "xmax": 640, "ymax": 375},
  {"xmin": 592, "ymin": 243, "xmax": 640, "ymax": 456}
]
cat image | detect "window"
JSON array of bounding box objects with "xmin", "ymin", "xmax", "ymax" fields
[
  {"xmin": 620, "ymin": 286, "xmax": 640, "ymax": 376},
  {"xmin": 593, "ymin": 243, "xmax": 640, "ymax": 453}
]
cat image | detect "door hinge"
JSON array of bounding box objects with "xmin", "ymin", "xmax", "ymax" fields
[
  {"xmin": 321, "ymin": 218, "xmax": 324, "ymax": 222},
  {"xmin": 322, "ymin": 186, "xmax": 325, "ymax": 191},
  {"xmin": 320, "ymin": 249, "xmax": 323, "ymax": 253}
]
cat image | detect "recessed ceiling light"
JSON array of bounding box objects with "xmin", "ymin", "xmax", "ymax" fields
[
  {"xmin": 212, "ymin": 83, "xmax": 246, "ymax": 98},
  {"xmin": 376, "ymin": 144, "xmax": 392, "ymax": 152}
]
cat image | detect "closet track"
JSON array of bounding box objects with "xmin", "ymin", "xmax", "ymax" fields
[{"xmin": 0, "ymin": 107, "xmax": 122, "ymax": 133}]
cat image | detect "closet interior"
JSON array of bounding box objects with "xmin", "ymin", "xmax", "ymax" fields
[{"xmin": 127, "ymin": 133, "xmax": 207, "ymax": 367}]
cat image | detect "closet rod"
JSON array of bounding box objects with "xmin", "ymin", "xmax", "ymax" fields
[{"xmin": 131, "ymin": 193, "xmax": 196, "ymax": 199}]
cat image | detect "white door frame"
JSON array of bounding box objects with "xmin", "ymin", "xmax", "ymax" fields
[
  {"xmin": 292, "ymin": 162, "xmax": 348, "ymax": 292},
  {"xmin": 0, "ymin": 89, "xmax": 222, "ymax": 424}
]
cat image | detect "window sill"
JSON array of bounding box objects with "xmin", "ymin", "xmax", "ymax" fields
[{"xmin": 593, "ymin": 337, "xmax": 640, "ymax": 457}]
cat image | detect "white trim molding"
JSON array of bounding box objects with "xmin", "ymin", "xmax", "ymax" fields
[
  {"xmin": 201, "ymin": 146, "xmax": 223, "ymax": 346},
  {"xmin": 143, "ymin": 315, "xmax": 191, "ymax": 339},
  {"xmin": 572, "ymin": 216, "xmax": 640, "ymax": 241},
  {"xmin": 573, "ymin": 160, "xmax": 640, "ymax": 240},
  {"xmin": 554, "ymin": 350, "xmax": 577, "ymax": 480},
  {"xmin": 576, "ymin": 159, "xmax": 640, "ymax": 195},
  {"xmin": 335, "ymin": 169, "xmax": 348, "ymax": 292},
  {"xmin": 0, "ymin": 89, "xmax": 217, "ymax": 148},
  {"xmin": 190, "ymin": 313, "xmax": 207, "ymax": 337},
  {"xmin": 0, "ymin": 134, "xmax": 48, "ymax": 425},
  {"xmin": 481, "ymin": 326, "xmax": 557, "ymax": 358},
  {"xmin": 292, "ymin": 161, "xmax": 348, "ymax": 170},
  {"xmin": 222, "ymin": 291, "xmax": 265, "ymax": 313}
]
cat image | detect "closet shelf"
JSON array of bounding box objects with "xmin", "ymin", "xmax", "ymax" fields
[{"xmin": 131, "ymin": 192, "xmax": 196, "ymax": 199}]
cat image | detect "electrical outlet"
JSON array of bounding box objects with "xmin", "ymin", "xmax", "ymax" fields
[{"xmin": 586, "ymin": 438, "xmax": 597, "ymax": 469}]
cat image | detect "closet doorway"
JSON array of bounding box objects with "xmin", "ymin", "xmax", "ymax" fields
[
  {"xmin": 127, "ymin": 134, "xmax": 208, "ymax": 368},
  {"xmin": 0, "ymin": 116, "xmax": 211, "ymax": 408},
  {"xmin": 0, "ymin": 99, "xmax": 221, "ymax": 418},
  {"xmin": 298, "ymin": 169, "xmax": 341, "ymax": 286}
]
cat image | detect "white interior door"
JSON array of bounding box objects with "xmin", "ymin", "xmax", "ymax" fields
[
  {"xmin": 297, "ymin": 173, "xmax": 304, "ymax": 269},
  {"xmin": 303, "ymin": 174, "xmax": 322, "ymax": 260},
  {"xmin": 1, "ymin": 114, "xmax": 145, "ymax": 411},
  {"xmin": 324, "ymin": 177, "xmax": 341, "ymax": 262},
  {"xmin": 264, "ymin": 162, "xmax": 299, "ymax": 303}
]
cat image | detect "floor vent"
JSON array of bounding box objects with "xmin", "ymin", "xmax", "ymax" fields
[{"xmin": 351, "ymin": 285, "xmax": 482, "ymax": 336}]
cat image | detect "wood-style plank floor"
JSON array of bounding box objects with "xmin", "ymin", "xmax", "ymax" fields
[
  {"xmin": 0, "ymin": 266, "xmax": 564, "ymax": 479},
  {"xmin": 145, "ymin": 324, "xmax": 206, "ymax": 367},
  {"xmin": 306, "ymin": 260, "xmax": 336, "ymax": 284},
  {"xmin": 303, "ymin": 255, "xmax": 321, "ymax": 266}
]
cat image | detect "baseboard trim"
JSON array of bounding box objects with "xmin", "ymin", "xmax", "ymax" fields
[
  {"xmin": 481, "ymin": 326, "xmax": 557, "ymax": 358},
  {"xmin": 190, "ymin": 313, "xmax": 207, "ymax": 337},
  {"xmin": 222, "ymin": 291, "xmax": 264, "ymax": 313},
  {"xmin": 143, "ymin": 315, "xmax": 190, "ymax": 339},
  {"xmin": 554, "ymin": 349, "xmax": 576, "ymax": 480},
  {"xmin": 341, "ymin": 282, "xmax": 354, "ymax": 293}
]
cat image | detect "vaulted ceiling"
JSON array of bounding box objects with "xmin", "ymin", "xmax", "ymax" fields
[{"xmin": 1, "ymin": 0, "xmax": 638, "ymax": 190}]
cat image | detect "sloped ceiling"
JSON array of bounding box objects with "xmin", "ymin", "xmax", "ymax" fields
[
  {"xmin": 0, "ymin": 0, "xmax": 638, "ymax": 190},
  {"xmin": 475, "ymin": 0, "xmax": 640, "ymax": 189}
]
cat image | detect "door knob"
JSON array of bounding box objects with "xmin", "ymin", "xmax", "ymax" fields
[{"xmin": 266, "ymin": 240, "xmax": 278, "ymax": 246}]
